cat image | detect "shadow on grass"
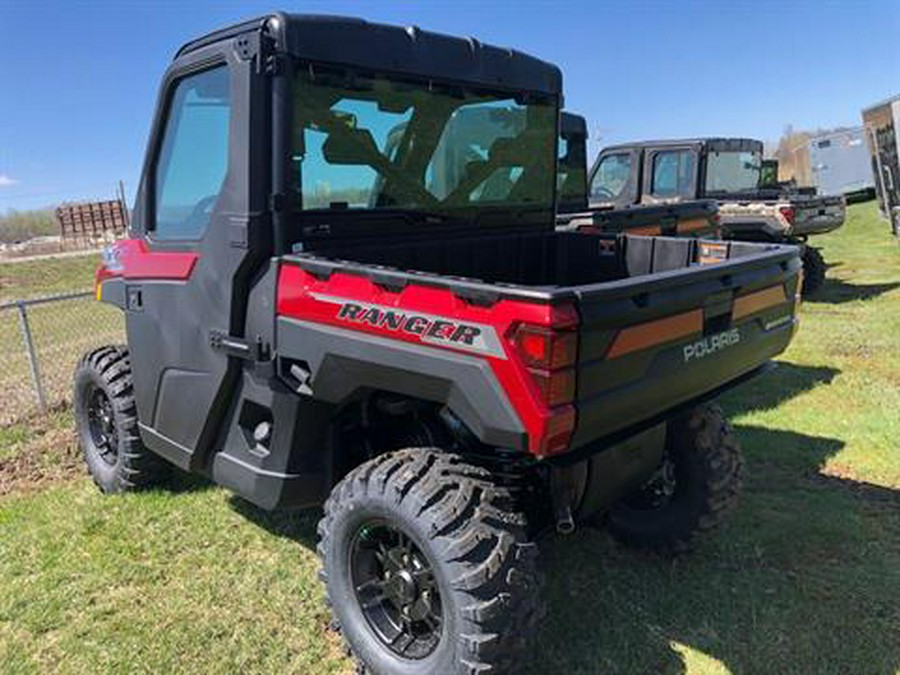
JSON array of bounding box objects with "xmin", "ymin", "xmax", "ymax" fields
[
  {"xmin": 530, "ymin": 426, "xmax": 900, "ymax": 675},
  {"xmin": 811, "ymin": 278, "xmax": 900, "ymax": 304},
  {"xmin": 163, "ymin": 468, "xmax": 216, "ymax": 495},
  {"xmin": 228, "ymin": 496, "xmax": 320, "ymax": 550},
  {"xmin": 718, "ymin": 361, "xmax": 840, "ymax": 417}
]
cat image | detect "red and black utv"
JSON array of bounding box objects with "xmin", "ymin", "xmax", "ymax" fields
[{"xmin": 75, "ymin": 14, "xmax": 802, "ymax": 675}]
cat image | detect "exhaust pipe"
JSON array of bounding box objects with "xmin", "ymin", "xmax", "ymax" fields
[
  {"xmin": 550, "ymin": 463, "xmax": 586, "ymax": 536},
  {"xmin": 555, "ymin": 504, "xmax": 575, "ymax": 535}
]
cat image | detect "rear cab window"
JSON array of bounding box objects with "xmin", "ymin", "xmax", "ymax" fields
[
  {"xmin": 557, "ymin": 134, "xmax": 587, "ymax": 207},
  {"xmin": 291, "ymin": 68, "xmax": 557, "ymax": 214}
]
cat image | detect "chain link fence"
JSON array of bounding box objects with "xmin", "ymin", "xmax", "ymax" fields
[{"xmin": 0, "ymin": 291, "xmax": 125, "ymax": 425}]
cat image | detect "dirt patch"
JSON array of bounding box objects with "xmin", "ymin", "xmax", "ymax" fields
[{"xmin": 0, "ymin": 409, "xmax": 82, "ymax": 497}]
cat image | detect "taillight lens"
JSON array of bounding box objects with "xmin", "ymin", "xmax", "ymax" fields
[
  {"xmin": 512, "ymin": 325, "xmax": 578, "ymax": 370},
  {"xmin": 510, "ymin": 304, "xmax": 580, "ymax": 457},
  {"xmin": 779, "ymin": 206, "xmax": 796, "ymax": 225},
  {"xmin": 528, "ymin": 367, "xmax": 577, "ymax": 407},
  {"xmin": 540, "ymin": 406, "xmax": 577, "ymax": 456},
  {"xmin": 510, "ymin": 306, "xmax": 579, "ymax": 409}
]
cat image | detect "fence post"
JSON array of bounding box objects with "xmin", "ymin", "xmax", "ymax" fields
[{"xmin": 17, "ymin": 300, "xmax": 47, "ymax": 413}]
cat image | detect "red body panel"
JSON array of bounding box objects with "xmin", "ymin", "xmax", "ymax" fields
[
  {"xmin": 96, "ymin": 239, "xmax": 198, "ymax": 284},
  {"xmin": 277, "ymin": 264, "xmax": 576, "ymax": 457}
]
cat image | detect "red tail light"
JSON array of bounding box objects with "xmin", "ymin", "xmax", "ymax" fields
[
  {"xmin": 540, "ymin": 406, "xmax": 576, "ymax": 456},
  {"xmin": 779, "ymin": 206, "xmax": 796, "ymax": 225},
  {"xmin": 510, "ymin": 303, "xmax": 580, "ymax": 456},
  {"xmin": 528, "ymin": 367, "xmax": 577, "ymax": 407},
  {"xmin": 512, "ymin": 325, "xmax": 578, "ymax": 370}
]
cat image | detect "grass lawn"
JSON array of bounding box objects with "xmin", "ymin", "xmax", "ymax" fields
[
  {"xmin": 0, "ymin": 251, "xmax": 123, "ymax": 424},
  {"xmin": 0, "ymin": 252, "xmax": 99, "ymax": 303},
  {"xmin": 1, "ymin": 202, "xmax": 898, "ymax": 674}
]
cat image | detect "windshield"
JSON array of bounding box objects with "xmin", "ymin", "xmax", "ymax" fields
[
  {"xmin": 704, "ymin": 150, "xmax": 762, "ymax": 194},
  {"xmin": 291, "ymin": 67, "xmax": 557, "ymax": 214}
]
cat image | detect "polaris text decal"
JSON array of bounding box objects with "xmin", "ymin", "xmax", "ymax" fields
[
  {"xmin": 311, "ymin": 294, "xmax": 507, "ymax": 359},
  {"xmin": 683, "ymin": 328, "xmax": 741, "ymax": 363}
]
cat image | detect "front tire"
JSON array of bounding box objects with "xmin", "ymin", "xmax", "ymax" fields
[
  {"xmin": 73, "ymin": 345, "xmax": 171, "ymax": 493},
  {"xmin": 801, "ymin": 246, "xmax": 826, "ymax": 296},
  {"xmin": 317, "ymin": 448, "xmax": 541, "ymax": 675},
  {"xmin": 607, "ymin": 403, "xmax": 743, "ymax": 554}
]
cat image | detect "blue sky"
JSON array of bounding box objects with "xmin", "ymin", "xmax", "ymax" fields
[{"xmin": 1, "ymin": 0, "xmax": 897, "ymax": 211}]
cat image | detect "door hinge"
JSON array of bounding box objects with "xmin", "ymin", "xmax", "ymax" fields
[
  {"xmin": 264, "ymin": 52, "xmax": 287, "ymax": 76},
  {"xmin": 210, "ymin": 330, "xmax": 268, "ymax": 361}
]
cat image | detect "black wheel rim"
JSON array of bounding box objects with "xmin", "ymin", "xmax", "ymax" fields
[
  {"xmin": 350, "ymin": 520, "xmax": 443, "ymax": 659},
  {"xmin": 86, "ymin": 385, "xmax": 118, "ymax": 465}
]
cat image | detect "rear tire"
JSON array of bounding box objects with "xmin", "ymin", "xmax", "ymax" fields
[
  {"xmin": 73, "ymin": 345, "xmax": 170, "ymax": 493},
  {"xmin": 801, "ymin": 246, "xmax": 825, "ymax": 296},
  {"xmin": 317, "ymin": 448, "xmax": 541, "ymax": 674},
  {"xmin": 607, "ymin": 403, "xmax": 743, "ymax": 554}
]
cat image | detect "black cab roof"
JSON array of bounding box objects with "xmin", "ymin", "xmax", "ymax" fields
[
  {"xmin": 560, "ymin": 112, "xmax": 587, "ymax": 140},
  {"xmin": 175, "ymin": 13, "xmax": 562, "ymax": 98},
  {"xmin": 601, "ymin": 137, "xmax": 763, "ymax": 154}
]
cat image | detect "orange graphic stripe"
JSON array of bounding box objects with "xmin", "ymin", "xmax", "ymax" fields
[
  {"xmin": 607, "ymin": 309, "xmax": 703, "ymax": 359},
  {"xmin": 732, "ymin": 285, "xmax": 788, "ymax": 320}
]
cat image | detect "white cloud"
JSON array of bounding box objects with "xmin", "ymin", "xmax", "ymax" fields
[{"xmin": 0, "ymin": 174, "xmax": 19, "ymax": 188}]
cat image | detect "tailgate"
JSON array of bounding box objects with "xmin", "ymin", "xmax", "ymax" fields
[
  {"xmin": 791, "ymin": 195, "xmax": 846, "ymax": 235},
  {"xmin": 593, "ymin": 200, "xmax": 720, "ymax": 237},
  {"xmin": 559, "ymin": 201, "xmax": 719, "ymax": 238},
  {"xmin": 568, "ymin": 237, "xmax": 801, "ymax": 449}
]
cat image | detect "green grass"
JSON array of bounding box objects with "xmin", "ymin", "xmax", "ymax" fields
[
  {"xmin": 0, "ymin": 253, "xmax": 99, "ymax": 303},
  {"xmin": 0, "ymin": 252, "xmax": 122, "ymax": 423},
  {"xmin": 1, "ymin": 203, "xmax": 899, "ymax": 674}
]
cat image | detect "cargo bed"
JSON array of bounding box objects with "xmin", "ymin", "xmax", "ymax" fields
[{"xmin": 284, "ymin": 231, "xmax": 802, "ymax": 452}]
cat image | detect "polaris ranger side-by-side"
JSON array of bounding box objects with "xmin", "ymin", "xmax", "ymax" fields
[
  {"xmin": 589, "ymin": 137, "xmax": 846, "ymax": 295},
  {"xmin": 75, "ymin": 14, "xmax": 802, "ymax": 675},
  {"xmin": 557, "ymin": 113, "xmax": 721, "ymax": 238}
]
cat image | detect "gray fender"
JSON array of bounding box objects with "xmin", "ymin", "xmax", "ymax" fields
[{"xmin": 276, "ymin": 317, "xmax": 527, "ymax": 450}]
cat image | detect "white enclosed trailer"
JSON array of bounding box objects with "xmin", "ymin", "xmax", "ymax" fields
[{"xmin": 808, "ymin": 127, "xmax": 875, "ymax": 199}]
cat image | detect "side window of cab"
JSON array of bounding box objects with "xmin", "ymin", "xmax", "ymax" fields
[
  {"xmin": 153, "ymin": 66, "xmax": 231, "ymax": 241},
  {"xmin": 650, "ymin": 149, "xmax": 694, "ymax": 199},
  {"xmin": 590, "ymin": 152, "xmax": 633, "ymax": 202}
]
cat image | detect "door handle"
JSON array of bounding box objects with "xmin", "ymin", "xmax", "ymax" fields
[{"xmin": 126, "ymin": 285, "xmax": 143, "ymax": 311}]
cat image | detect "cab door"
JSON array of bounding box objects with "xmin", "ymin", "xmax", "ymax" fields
[
  {"xmin": 124, "ymin": 37, "xmax": 269, "ymax": 470},
  {"xmin": 640, "ymin": 145, "xmax": 700, "ymax": 205},
  {"xmin": 587, "ymin": 148, "xmax": 641, "ymax": 208}
]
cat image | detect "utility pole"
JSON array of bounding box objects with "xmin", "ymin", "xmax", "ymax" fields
[{"xmin": 117, "ymin": 180, "xmax": 130, "ymax": 228}]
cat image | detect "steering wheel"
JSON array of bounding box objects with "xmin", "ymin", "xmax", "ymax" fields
[{"xmin": 591, "ymin": 185, "xmax": 616, "ymax": 201}]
